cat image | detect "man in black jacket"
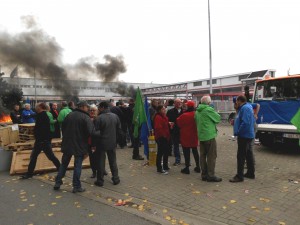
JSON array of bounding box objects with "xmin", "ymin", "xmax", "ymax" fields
[
  {"xmin": 21, "ymin": 103, "xmax": 61, "ymax": 179},
  {"xmin": 167, "ymin": 98, "xmax": 183, "ymax": 166},
  {"xmin": 94, "ymin": 101, "xmax": 122, "ymax": 187},
  {"xmin": 10, "ymin": 104, "xmax": 22, "ymax": 124},
  {"xmin": 54, "ymin": 101, "xmax": 95, "ymax": 193}
]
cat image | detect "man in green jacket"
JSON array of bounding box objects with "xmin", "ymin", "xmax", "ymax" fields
[
  {"xmin": 46, "ymin": 104, "xmax": 56, "ymax": 138},
  {"xmin": 195, "ymin": 95, "xmax": 222, "ymax": 182},
  {"xmin": 57, "ymin": 101, "xmax": 72, "ymax": 126}
]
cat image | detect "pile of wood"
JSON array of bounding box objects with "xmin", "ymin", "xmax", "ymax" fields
[
  {"xmin": 0, "ymin": 125, "xmax": 19, "ymax": 147},
  {"xmin": 18, "ymin": 124, "xmax": 35, "ymax": 142},
  {"xmin": 1, "ymin": 123, "xmax": 90, "ymax": 175}
]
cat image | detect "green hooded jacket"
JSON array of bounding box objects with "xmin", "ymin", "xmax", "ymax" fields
[
  {"xmin": 46, "ymin": 111, "xmax": 55, "ymax": 133},
  {"xmin": 195, "ymin": 104, "xmax": 221, "ymax": 141},
  {"xmin": 57, "ymin": 107, "xmax": 72, "ymax": 125}
]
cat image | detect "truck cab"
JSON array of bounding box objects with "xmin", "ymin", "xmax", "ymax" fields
[{"xmin": 253, "ymin": 75, "xmax": 300, "ymax": 148}]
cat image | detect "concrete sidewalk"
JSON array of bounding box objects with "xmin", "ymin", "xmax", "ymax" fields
[{"xmin": 9, "ymin": 125, "xmax": 300, "ymax": 225}]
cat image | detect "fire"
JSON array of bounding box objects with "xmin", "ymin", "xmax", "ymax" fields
[{"xmin": 0, "ymin": 113, "xmax": 12, "ymax": 123}]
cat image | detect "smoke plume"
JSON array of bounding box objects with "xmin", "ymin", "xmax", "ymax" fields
[
  {"xmin": 0, "ymin": 15, "xmax": 77, "ymax": 99},
  {"xmin": 95, "ymin": 55, "xmax": 127, "ymax": 82},
  {"xmin": 0, "ymin": 16, "xmax": 136, "ymax": 99}
]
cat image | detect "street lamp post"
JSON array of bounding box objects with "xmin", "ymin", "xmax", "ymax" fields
[{"xmin": 208, "ymin": 0, "xmax": 213, "ymax": 95}]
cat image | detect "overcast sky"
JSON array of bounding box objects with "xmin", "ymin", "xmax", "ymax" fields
[{"xmin": 1, "ymin": 0, "xmax": 300, "ymax": 84}]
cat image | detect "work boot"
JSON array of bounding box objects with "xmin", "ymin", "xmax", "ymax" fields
[
  {"xmin": 72, "ymin": 187, "xmax": 86, "ymax": 193},
  {"xmin": 20, "ymin": 174, "xmax": 33, "ymax": 179},
  {"xmin": 181, "ymin": 167, "xmax": 190, "ymax": 174},
  {"xmin": 194, "ymin": 166, "xmax": 201, "ymax": 173}
]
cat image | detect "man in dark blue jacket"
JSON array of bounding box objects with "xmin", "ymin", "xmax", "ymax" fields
[{"xmin": 230, "ymin": 95, "xmax": 255, "ymax": 182}]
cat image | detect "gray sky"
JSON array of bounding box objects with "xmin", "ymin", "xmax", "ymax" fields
[{"xmin": 1, "ymin": 0, "xmax": 300, "ymax": 84}]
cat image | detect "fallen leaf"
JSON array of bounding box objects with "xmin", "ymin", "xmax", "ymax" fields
[
  {"xmin": 40, "ymin": 185, "xmax": 44, "ymax": 187},
  {"xmin": 62, "ymin": 190, "xmax": 67, "ymax": 193},
  {"xmin": 179, "ymin": 220, "xmax": 184, "ymax": 224},
  {"xmin": 165, "ymin": 216, "xmax": 171, "ymax": 221},
  {"xmin": 132, "ymin": 204, "xmax": 137, "ymax": 208},
  {"xmin": 74, "ymin": 202, "xmax": 79, "ymax": 205},
  {"xmin": 251, "ymin": 206, "xmax": 257, "ymax": 209},
  {"xmin": 107, "ymin": 198, "xmax": 112, "ymax": 202},
  {"xmin": 278, "ymin": 222, "xmax": 286, "ymax": 225},
  {"xmin": 48, "ymin": 213, "xmax": 54, "ymax": 217},
  {"xmin": 11, "ymin": 189, "xmax": 15, "ymax": 192},
  {"xmin": 142, "ymin": 187, "xmax": 148, "ymax": 190},
  {"xmin": 192, "ymin": 191, "xmax": 201, "ymax": 194},
  {"xmin": 183, "ymin": 223, "xmax": 189, "ymax": 225},
  {"xmin": 171, "ymin": 219, "xmax": 177, "ymax": 224},
  {"xmin": 88, "ymin": 214, "xmax": 94, "ymax": 217},
  {"xmin": 248, "ymin": 218, "xmax": 256, "ymax": 222},
  {"xmin": 143, "ymin": 199, "xmax": 148, "ymax": 203},
  {"xmin": 51, "ymin": 202, "xmax": 57, "ymax": 205},
  {"xmin": 245, "ymin": 190, "xmax": 249, "ymax": 194},
  {"xmin": 222, "ymin": 206, "xmax": 227, "ymax": 209},
  {"xmin": 124, "ymin": 193, "xmax": 129, "ymax": 196},
  {"xmin": 29, "ymin": 204, "xmax": 35, "ymax": 207},
  {"xmin": 32, "ymin": 195, "xmax": 36, "ymax": 198},
  {"xmin": 23, "ymin": 209, "xmax": 28, "ymax": 212},
  {"xmin": 55, "ymin": 196, "xmax": 62, "ymax": 199},
  {"xmin": 259, "ymin": 198, "xmax": 270, "ymax": 203},
  {"xmin": 17, "ymin": 209, "xmax": 21, "ymax": 212},
  {"xmin": 27, "ymin": 223, "xmax": 34, "ymax": 225},
  {"xmin": 20, "ymin": 191, "xmax": 26, "ymax": 195},
  {"xmin": 230, "ymin": 200, "xmax": 236, "ymax": 204},
  {"xmin": 22, "ymin": 199, "xmax": 28, "ymax": 202},
  {"xmin": 264, "ymin": 207, "xmax": 271, "ymax": 211},
  {"xmin": 76, "ymin": 205, "xmax": 81, "ymax": 208},
  {"xmin": 163, "ymin": 209, "xmax": 168, "ymax": 213},
  {"xmin": 20, "ymin": 196, "xmax": 26, "ymax": 199}
]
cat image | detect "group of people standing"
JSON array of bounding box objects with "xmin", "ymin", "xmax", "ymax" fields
[
  {"xmin": 150, "ymin": 95, "xmax": 256, "ymax": 183},
  {"xmin": 19, "ymin": 94, "xmax": 257, "ymax": 193}
]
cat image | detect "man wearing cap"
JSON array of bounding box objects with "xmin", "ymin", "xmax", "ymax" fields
[{"xmin": 54, "ymin": 101, "xmax": 96, "ymax": 193}]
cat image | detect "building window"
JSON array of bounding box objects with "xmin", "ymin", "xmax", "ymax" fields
[
  {"xmin": 207, "ymin": 79, "xmax": 216, "ymax": 85},
  {"xmin": 193, "ymin": 81, "xmax": 202, "ymax": 86}
]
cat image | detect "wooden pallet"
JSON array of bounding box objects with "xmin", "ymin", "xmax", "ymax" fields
[
  {"xmin": 10, "ymin": 148, "xmax": 90, "ymax": 175},
  {"xmin": 0, "ymin": 125, "xmax": 20, "ymax": 146},
  {"xmin": 5, "ymin": 139, "xmax": 62, "ymax": 151}
]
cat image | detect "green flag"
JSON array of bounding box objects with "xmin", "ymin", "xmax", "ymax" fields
[
  {"xmin": 133, "ymin": 87, "xmax": 147, "ymax": 138},
  {"xmin": 291, "ymin": 108, "xmax": 300, "ymax": 146}
]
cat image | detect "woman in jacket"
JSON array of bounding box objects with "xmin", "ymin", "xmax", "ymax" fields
[
  {"xmin": 177, "ymin": 101, "xmax": 200, "ymax": 174},
  {"xmin": 154, "ymin": 105, "xmax": 170, "ymax": 175}
]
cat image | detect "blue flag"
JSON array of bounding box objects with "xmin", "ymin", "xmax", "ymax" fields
[{"xmin": 140, "ymin": 96, "xmax": 152, "ymax": 158}]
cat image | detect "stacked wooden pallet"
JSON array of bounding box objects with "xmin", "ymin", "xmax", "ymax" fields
[
  {"xmin": 18, "ymin": 124, "xmax": 35, "ymax": 142},
  {"xmin": 0, "ymin": 125, "xmax": 19, "ymax": 147},
  {"xmin": 5, "ymin": 138, "xmax": 62, "ymax": 151}
]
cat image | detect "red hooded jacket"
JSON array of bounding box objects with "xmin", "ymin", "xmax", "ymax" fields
[
  {"xmin": 176, "ymin": 111, "xmax": 198, "ymax": 148},
  {"xmin": 154, "ymin": 113, "xmax": 170, "ymax": 141}
]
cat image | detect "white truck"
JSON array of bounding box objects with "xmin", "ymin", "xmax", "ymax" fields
[{"xmin": 253, "ymin": 75, "xmax": 300, "ymax": 148}]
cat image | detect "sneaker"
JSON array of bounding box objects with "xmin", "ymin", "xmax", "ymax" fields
[
  {"xmin": 53, "ymin": 183, "xmax": 61, "ymax": 190},
  {"xmin": 173, "ymin": 162, "xmax": 181, "ymax": 166},
  {"xmin": 157, "ymin": 170, "xmax": 168, "ymax": 175},
  {"xmin": 194, "ymin": 167, "xmax": 201, "ymax": 173},
  {"xmin": 229, "ymin": 175, "xmax": 244, "ymax": 183},
  {"xmin": 72, "ymin": 187, "xmax": 86, "ymax": 193},
  {"xmin": 244, "ymin": 173, "xmax": 255, "ymax": 179},
  {"xmin": 207, "ymin": 176, "xmax": 222, "ymax": 182},
  {"xmin": 181, "ymin": 167, "xmax": 190, "ymax": 174},
  {"xmin": 163, "ymin": 167, "xmax": 170, "ymax": 171},
  {"xmin": 20, "ymin": 174, "xmax": 33, "ymax": 179}
]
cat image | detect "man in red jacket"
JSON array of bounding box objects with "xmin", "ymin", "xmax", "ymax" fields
[{"xmin": 177, "ymin": 101, "xmax": 200, "ymax": 174}]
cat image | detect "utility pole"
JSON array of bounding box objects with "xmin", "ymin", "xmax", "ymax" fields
[
  {"xmin": 34, "ymin": 67, "xmax": 37, "ymax": 105},
  {"xmin": 208, "ymin": 0, "xmax": 213, "ymax": 95}
]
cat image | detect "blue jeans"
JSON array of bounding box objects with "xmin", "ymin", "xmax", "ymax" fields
[
  {"xmin": 55, "ymin": 153, "xmax": 84, "ymax": 189},
  {"xmin": 171, "ymin": 134, "xmax": 181, "ymax": 163}
]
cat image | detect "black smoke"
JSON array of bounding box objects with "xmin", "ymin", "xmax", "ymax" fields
[{"xmin": 0, "ymin": 15, "xmax": 77, "ymax": 99}]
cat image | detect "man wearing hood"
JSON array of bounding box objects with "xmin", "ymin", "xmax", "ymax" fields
[{"xmin": 195, "ymin": 96, "xmax": 222, "ymax": 182}]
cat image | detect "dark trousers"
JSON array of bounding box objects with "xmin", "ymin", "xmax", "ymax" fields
[
  {"xmin": 199, "ymin": 138, "xmax": 217, "ymax": 178},
  {"xmin": 171, "ymin": 133, "xmax": 181, "ymax": 163},
  {"xmin": 27, "ymin": 140, "xmax": 60, "ymax": 175},
  {"xmin": 156, "ymin": 137, "xmax": 169, "ymax": 171},
  {"xmin": 95, "ymin": 149, "xmax": 119, "ymax": 184},
  {"xmin": 55, "ymin": 153, "xmax": 84, "ymax": 188},
  {"xmin": 132, "ymin": 137, "xmax": 140, "ymax": 157},
  {"xmin": 237, "ymin": 137, "xmax": 255, "ymax": 179},
  {"xmin": 183, "ymin": 147, "xmax": 200, "ymax": 168},
  {"xmin": 88, "ymin": 146, "xmax": 97, "ymax": 174},
  {"xmin": 52, "ymin": 123, "xmax": 61, "ymax": 138}
]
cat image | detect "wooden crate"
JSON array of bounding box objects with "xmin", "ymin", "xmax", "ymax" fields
[
  {"xmin": 10, "ymin": 148, "xmax": 90, "ymax": 175},
  {"xmin": 0, "ymin": 125, "xmax": 20, "ymax": 146}
]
